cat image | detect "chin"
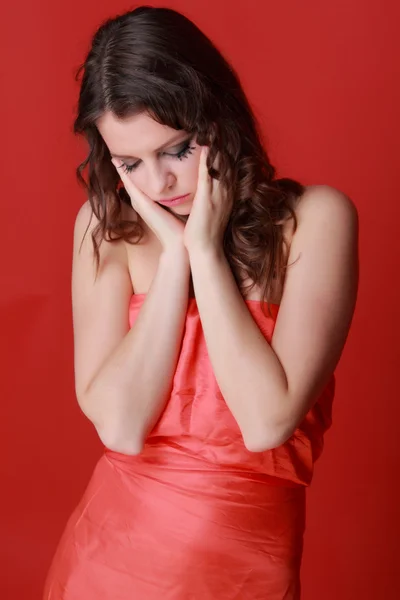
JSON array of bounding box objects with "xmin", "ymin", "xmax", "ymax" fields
[
  {"xmin": 162, "ymin": 204, "xmax": 191, "ymax": 222},
  {"xmin": 167, "ymin": 201, "xmax": 192, "ymax": 216},
  {"xmin": 171, "ymin": 206, "xmax": 191, "ymax": 216}
]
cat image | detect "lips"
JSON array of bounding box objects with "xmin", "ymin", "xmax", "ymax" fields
[{"xmin": 157, "ymin": 194, "xmax": 191, "ymax": 207}]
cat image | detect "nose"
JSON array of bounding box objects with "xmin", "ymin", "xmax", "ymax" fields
[{"xmin": 145, "ymin": 162, "xmax": 176, "ymax": 197}]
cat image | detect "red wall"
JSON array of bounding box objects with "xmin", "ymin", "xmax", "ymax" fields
[{"xmin": 1, "ymin": 1, "xmax": 399, "ymax": 598}]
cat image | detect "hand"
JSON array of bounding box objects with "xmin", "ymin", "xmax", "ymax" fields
[
  {"xmin": 111, "ymin": 158, "xmax": 186, "ymax": 252},
  {"xmin": 184, "ymin": 146, "xmax": 232, "ymax": 254}
]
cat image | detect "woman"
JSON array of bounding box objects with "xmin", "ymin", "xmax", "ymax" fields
[{"xmin": 44, "ymin": 6, "xmax": 359, "ymax": 599}]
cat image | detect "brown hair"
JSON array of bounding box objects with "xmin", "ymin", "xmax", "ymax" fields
[{"xmin": 73, "ymin": 5, "xmax": 304, "ymax": 316}]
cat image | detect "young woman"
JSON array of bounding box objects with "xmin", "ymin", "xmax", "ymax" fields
[{"xmin": 44, "ymin": 6, "xmax": 359, "ymax": 599}]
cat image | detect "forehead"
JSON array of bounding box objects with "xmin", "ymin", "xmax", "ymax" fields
[{"xmin": 96, "ymin": 111, "xmax": 184, "ymax": 157}]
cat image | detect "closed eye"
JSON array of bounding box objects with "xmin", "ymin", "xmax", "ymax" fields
[{"xmin": 120, "ymin": 139, "xmax": 196, "ymax": 174}]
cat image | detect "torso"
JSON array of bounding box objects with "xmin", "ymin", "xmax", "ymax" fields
[{"xmin": 122, "ymin": 191, "xmax": 305, "ymax": 305}]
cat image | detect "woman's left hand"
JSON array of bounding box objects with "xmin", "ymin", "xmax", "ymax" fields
[{"xmin": 184, "ymin": 146, "xmax": 232, "ymax": 254}]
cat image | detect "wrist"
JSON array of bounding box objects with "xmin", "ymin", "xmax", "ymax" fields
[
  {"xmin": 160, "ymin": 243, "xmax": 190, "ymax": 267},
  {"xmin": 187, "ymin": 242, "xmax": 225, "ymax": 263}
]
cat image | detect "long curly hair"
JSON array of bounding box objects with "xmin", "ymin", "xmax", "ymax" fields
[{"xmin": 73, "ymin": 5, "xmax": 305, "ymax": 316}]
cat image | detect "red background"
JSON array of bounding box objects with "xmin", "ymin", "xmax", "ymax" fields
[{"xmin": 1, "ymin": 1, "xmax": 399, "ymax": 598}]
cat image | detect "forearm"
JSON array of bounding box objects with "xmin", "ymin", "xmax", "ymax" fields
[
  {"xmin": 189, "ymin": 247, "xmax": 289, "ymax": 451},
  {"xmin": 83, "ymin": 247, "xmax": 190, "ymax": 454}
]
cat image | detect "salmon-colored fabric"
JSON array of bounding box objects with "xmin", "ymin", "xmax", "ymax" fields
[{"xmin": 44, "ymin": 295, "xmax": 335, "ymax": 599}]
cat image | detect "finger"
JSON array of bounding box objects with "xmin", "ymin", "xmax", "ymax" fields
[
  {"xmin": 210, "ymin": 177, "xmax": 225, "ymax": 209},
  {"xmin": 111, "ymin": 158, "xmax": 150, "ymax": 208},
  {"xmin": 199, "ymin": 146, "xmax": 208, "ymax": 175},
  {"xmin": 197, "ymin": 146, "xmax": 213, "ymax": 194}
]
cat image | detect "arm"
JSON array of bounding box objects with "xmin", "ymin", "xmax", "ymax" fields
[
  {"xmin": 188, "ymin": 186, "xmax": 359, "ymax": 452},
  {"xmin": 72, "ymin": 201, "xmax": 190, "ymax": 455}
]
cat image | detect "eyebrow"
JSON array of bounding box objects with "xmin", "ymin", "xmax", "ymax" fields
[{"xmin": 110, "ymin": 131, "xmax": 189, "ymax": 161}]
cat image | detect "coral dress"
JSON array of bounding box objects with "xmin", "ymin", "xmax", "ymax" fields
[{"xmin": 44, "ymin": 294, "xmax": 335, "ymax": 600}]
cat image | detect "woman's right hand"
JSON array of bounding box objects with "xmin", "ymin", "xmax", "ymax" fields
[{"xmin": 111, "ymin": 159, "xmax": 186, "ymax": 252}]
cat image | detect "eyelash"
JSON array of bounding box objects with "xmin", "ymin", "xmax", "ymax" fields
[{"xmin": 121, "ymin": 141, "xmax": 196, "ymax": 174}]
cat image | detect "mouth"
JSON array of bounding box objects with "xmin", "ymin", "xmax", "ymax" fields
[{"xmin": 157, "ymin": 194, "xmax": 191, "ymax": 207}]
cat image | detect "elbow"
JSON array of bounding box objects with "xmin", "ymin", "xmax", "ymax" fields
[
  {"xmin": 88, "ymin": 410, "xmax": 145, "ymax": 456},
  {"xmin": 97, "ymin": 427, "xmax": 145, "ymax": 456},
  {"xmin": 243, "ymin": 423, "xmax": 295, "ymax": 453},
  {"xmin": 77, "ymin": 389, "xmax": 145, "ymax": 456}
]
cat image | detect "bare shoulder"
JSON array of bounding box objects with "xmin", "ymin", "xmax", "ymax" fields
[
  {"xmin": 280, "ymin": 184, "xmax": 358, "ymax": 266},
  {"xmin": 73, "ymin": 199, "xmax": 130, "ymax": 269},
  {"xmin": 73, "ymin": 199, "xmax": 99, "ymax": 252},
  {"xmin": 280, "ymin": 183, "xmax": 359, "ymax": 313},
  {"xmin": 293, "ymin": 184, "xmax": 358, "ymax": 230},
  {"xmin": 72, "ymin": 198, "xmax": 133, "ymax": 320},
  {"xmin": 287, "ymin": 183, "xmax": 359, "ymax": 292}
]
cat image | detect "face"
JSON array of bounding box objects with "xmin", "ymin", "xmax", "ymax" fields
[{"xmin": 96, "ymin": 111, "xmax": 201, "ymax": 216}]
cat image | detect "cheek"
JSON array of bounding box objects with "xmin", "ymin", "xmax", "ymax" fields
[
  {"xmin": 177, "ymin": 155, "xmax": 201, "ymax": 188},
  {"xmin": 126, "ymin": 171, "xmax": 143, "ymax": 190}
]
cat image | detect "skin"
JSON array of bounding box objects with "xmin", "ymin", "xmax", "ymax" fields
[
  {"xmin": 97, "ymin": 111, "xmax": 201, "ymax": 218},
  {"xmin": 74, "ymin": 110, "xmax": 359, "ymax": 453}
]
